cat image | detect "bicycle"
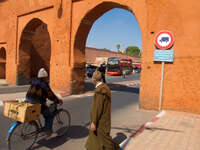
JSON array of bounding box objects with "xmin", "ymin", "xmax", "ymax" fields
[{"xmin": 6, "ymin": 102, "xmax": 71, "ymax": 150}]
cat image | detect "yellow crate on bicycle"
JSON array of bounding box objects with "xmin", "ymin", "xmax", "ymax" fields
[{"xmin": 4, "ymin": 101, "xmax": 41, "ymax": 123}]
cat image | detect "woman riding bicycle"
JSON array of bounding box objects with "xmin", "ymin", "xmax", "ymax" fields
[{"xmin": 25, "ymin": 68, "xmax": 63, "ymax": 138}]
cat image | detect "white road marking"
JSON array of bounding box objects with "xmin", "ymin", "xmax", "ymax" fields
[
  {"xmin": 119, "ymin": 136, "xmax": 133, "ymax": 149},
  {"xmin": 156, "ymin": 110, "xmax": 166, "ymax": 118},
  {"xmin": 145, "ymin": 122, "xmax": 153, "ymax": 127}
]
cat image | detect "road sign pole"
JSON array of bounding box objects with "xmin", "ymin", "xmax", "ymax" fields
[
  {"xmin": 159, "ymin": 61, "xmax": 165, "ymax": 111},
  {"xmin": 155, "ymin": 30, "xmax": 174, "ymax": 111}
]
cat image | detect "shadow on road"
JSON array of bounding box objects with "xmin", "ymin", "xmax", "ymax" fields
[
  {"xmin": 32, "ymin": 125, "xmax": 89, "ymax": 149},
  {"xmin": 31, "ymin": 123, "xmax": 138, "ymax": 149},
  {"xmin": 112, "ymin": 126, "xmax": 137, "ymax": 134},
  {"xmin": 0, "ymin": 81, "xmax": 139, "ymax": 95},
  {"xmin": 112, "ymin": 132, "xmax": 127, "ymax": 144},
  {"xmin": 145, "ymin": 127, "xmax": 183, "ymax": 133},
  {"xmin": 85, "ymin": 82, "xmax": 139, "ymax": 94},
  {"xmin": 0, "ymin": 86, "xmax": 29, "ymax": 94}
]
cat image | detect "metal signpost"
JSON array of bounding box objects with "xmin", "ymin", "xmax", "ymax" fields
[{"xmin": 154, "ymin": 31, "xmax": 174, "ymax": 111}]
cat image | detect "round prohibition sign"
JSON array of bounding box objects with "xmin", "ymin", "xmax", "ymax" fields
[{"xmin": 155, "ymin": 31, "xmax": 174, "ymax": 49}]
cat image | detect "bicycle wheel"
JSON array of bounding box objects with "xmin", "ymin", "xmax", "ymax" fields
[
  {"xmin": 53, "ymin": 109, "xmax": 71, "ymax": 136},
  {"xmin": 7, "ymin": 121, "xmax": 39, "ymax": 150}
]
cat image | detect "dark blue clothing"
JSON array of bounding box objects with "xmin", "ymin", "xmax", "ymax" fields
[
  {"xmin": 26, "ymin": 79, "xmax": 59, "ymax": 105},
  {"xmin": 98, "ymin": 65, "xmax": 106, "ymax": 83},
  {"xmin": 25, "ymin": 79, "xmax": 59, "ymax": 132},
  {"xmin": 99, "ymin": 64, "xmax": 106, "ymax": 74},
  {"xmin": 41, "ymin": 105, "xmax": 55, "ymax": 132}
]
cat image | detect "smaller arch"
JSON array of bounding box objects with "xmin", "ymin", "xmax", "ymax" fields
[
  {"xmin": 0, "ymin": 47, "xmax": 6, "ymax": 79},
  {"xmin": 17, "ymin": 18, "xmax": 51, "ymax": 85},
  {"xmin": 0, "ymin": 47, "xmax": 6, "ymax": 61}
]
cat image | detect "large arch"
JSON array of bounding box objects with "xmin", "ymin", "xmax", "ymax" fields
[
  {"xmin": 17, "ymin": 18, "xmax": 51, "ymax": 85},
  {"xmin": 72, "ymin": 1, "xmax": 143, "ymax": 93},
  {"xmin": 0, "ymin": 47, "xmax": 6, "ymax": 79}
]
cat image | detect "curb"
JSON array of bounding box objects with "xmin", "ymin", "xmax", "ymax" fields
[
  {"xmin": 59, "ymin": 92, "xmax": 71, "ymax": 98},
  {"xmin": 120, "ymin": 110, "xmax": 166, "ymax": 149}
]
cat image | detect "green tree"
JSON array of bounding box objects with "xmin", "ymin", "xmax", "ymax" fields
[
  {"xmin": 116, "ymin": 44, "xmax": 120, "ymax": 50},
  {"xmin": 116, "ymin": 44, "xmax": 122, "ymax": 53},
  {"xmin": 125, "ymin": 46, "xmax": 141, "ymax": 56}
]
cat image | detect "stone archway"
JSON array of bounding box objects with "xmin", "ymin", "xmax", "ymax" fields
[
  {"xmin": 17, "ymin": 18, "xmax": 51, "ymax": 85},
  {"xmin": 0, "ymin": 47, "xmax": 6, "ymax": 79},
  {"xmin": 72, "ymin": 1, "xmax": 142, "ymax": 93}
]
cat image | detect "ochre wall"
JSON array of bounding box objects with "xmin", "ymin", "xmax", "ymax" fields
[
  {"xmin": 0, "ymin": 0, "xmax": 73, "ymax": 93},
  {"xmin": 139, "ymin": 0, "xmax": 200, "ymax": 114},
  {"xmin": 31, "ymin": 23, "xmax": 51, "ymax": 77},
  {"xmin": 0, "ymin": 0, "xmax": 200, "ymax": 114},
  {"xmin": 17, "ymin": 20, "xmax": 51, "ymax": 84}
]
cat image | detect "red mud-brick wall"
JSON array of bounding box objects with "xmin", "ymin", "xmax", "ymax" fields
[
  {"xmin": 31, "ymin": 23, "xmax": 51, "ymax": 77},
  {"xmin": 0, "ymin": 1, "xmax": 8, "ymax": 80},
  {"xmin": 0, "ymin": 2, "xmax": 9, "ymax": 43},
  {"xmin": 139, "ymin": 0, "xmax": 200, "ymax": 114},
  {"xmin": 0, "ymin": 0, "xmax": 73, "ymax": 91}
]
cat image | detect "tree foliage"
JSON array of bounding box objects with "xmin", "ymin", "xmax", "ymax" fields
[
  {"xmin": 117, "ymin": 49, "xmax": 123, "ymax": 53},
  {"xmin": 125, "ymin": 46, "xmax": 141, "ymax": 56},
  {"xmin": 116, "ymin": 44, "xmax": 120, "ymax": 50},
  {"xmin": 116, "ymin": 44, "xmax": 122, "ymax": 53}
]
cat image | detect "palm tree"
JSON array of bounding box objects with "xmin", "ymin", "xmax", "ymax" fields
[
  {"xmin": 116, "ymin": 44, "xmax": 120, "ymax": 51},
  {"xmin": 116, "ymin": 44, "xmax": 122, "ymax": 53}
]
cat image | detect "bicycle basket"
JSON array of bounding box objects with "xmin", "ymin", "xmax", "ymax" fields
[{"xmin": 4, "ymin": 101, "xmax": 41, "ymax": 123}]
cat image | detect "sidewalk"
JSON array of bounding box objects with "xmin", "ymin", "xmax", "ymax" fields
[
  {"xmin": 0, "ymin": 79, "xmax": 9, "ymax": 86},
  {"xmin": 123, "ymin": 110, "xmax": 200, "ymax": 150}
]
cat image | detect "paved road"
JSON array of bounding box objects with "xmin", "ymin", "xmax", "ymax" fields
[
  {"xmin": 86, "ymin": 73, "xmax": 140, "ymax": 83},
  {"xmin": 0, "ymin": 84, "xmax": 157, "ymax": 150},
  {"xmin": 0, "ymin": 74, "xmax": 140, "ymax": 95}
]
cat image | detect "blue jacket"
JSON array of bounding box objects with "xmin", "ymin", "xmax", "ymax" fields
[{"xmin": 26, "ymin": 79, "xmax": 59, "ymax": 105}]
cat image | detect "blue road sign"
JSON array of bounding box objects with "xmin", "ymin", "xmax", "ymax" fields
[{"xmin": 154, "ymin": 50, "xmax": 174, "ymax": 62}]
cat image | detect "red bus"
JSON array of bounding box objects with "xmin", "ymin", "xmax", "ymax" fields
[{"xmin": 106, "ymin": 57, "xmax": 133, "ymax": 75}]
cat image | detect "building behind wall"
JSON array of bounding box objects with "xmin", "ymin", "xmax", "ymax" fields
[{"xmin": 85, "ymin": 47, "xmax": 141, "ymax": 64}]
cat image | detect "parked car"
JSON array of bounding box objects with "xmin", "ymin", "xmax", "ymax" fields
[
  {"xmin": 134, "ymin": 68, "xmax": 141, "ymax": 73},
  {"xmin": 86, "ymin": 65, "xmax": 97, "ymax": 77}
]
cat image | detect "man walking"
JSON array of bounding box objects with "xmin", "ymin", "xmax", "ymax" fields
[
  {"xmin": 98, "ymin": 63, "xmax": 106, "ymax": 83},
  {"xmin": 85, "ymin": 71, "xmax": 120, "ymax": 150}
]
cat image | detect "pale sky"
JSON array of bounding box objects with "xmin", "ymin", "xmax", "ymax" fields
[{"xmin": 86, "ymin": 8, "xmax": 142, "ymax": 52}]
